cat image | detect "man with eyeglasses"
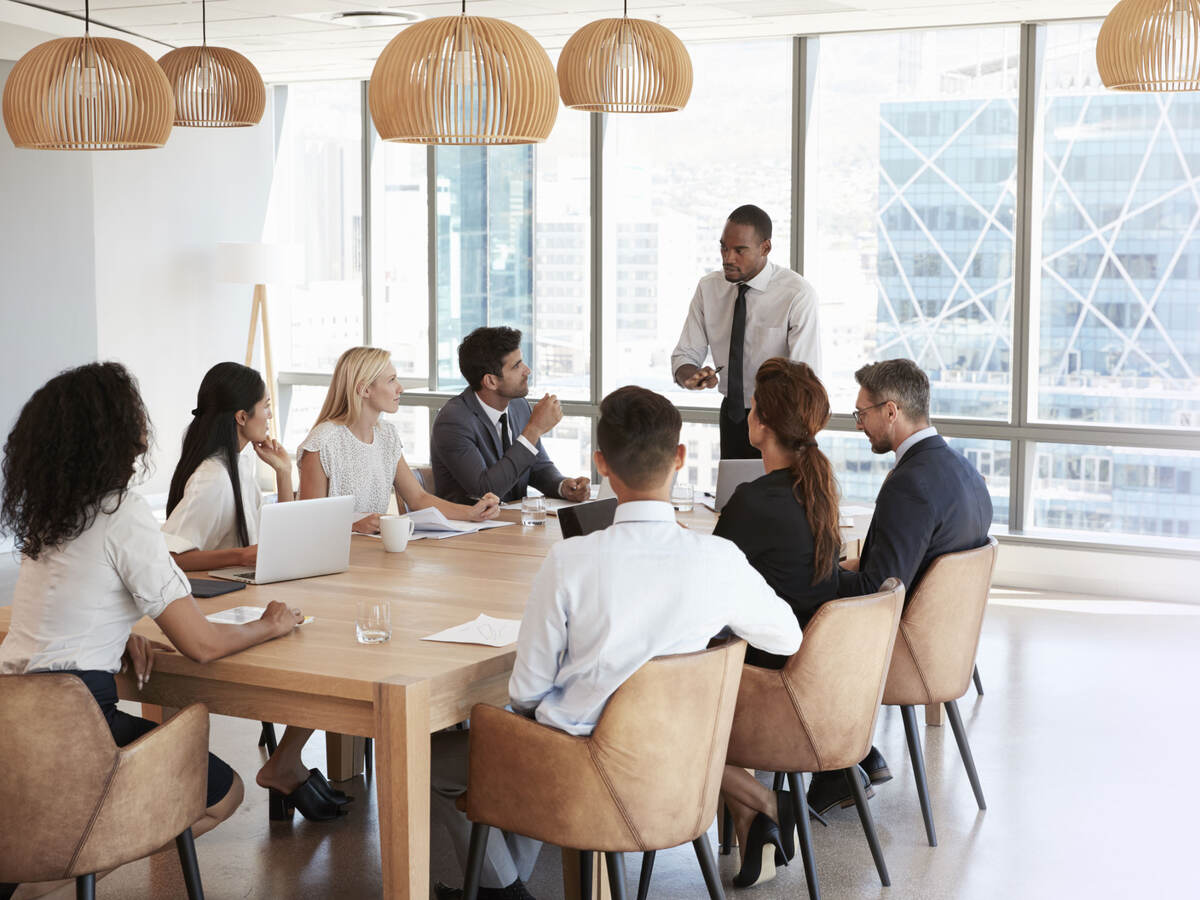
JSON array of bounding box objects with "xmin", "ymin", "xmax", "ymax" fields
[
  {"xmin": 806, "ymin": 358, "xmax": 993, "ymax": 815},
  {"xmin": 671, "ymin": 204, "xmax": 821, "ymax": 459}
]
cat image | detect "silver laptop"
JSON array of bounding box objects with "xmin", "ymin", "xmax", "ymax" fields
[
  {"xmin": 210, "ymin": 495, "xmax": 356, "ymax": 585},
  {"xmin": 714, "ymin": 459, "xmax": 766, "ymax": 512}
]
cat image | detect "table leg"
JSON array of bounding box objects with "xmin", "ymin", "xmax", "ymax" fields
[
  {"xmin": 925, "ymin": 702, "xmax": 944, "ymax": 727},
  {"xmin": 140, "ymin": 704, "xmax": 179, "ymax": 724},
  {"xmin": 562, "ymin": 849, "xmax": 612, "ymax": 900},
  {"xmin": 326, "ymin": 732, "xmax": 366, "ymax": 781},
  {"xmin": 375, "ymin": 678, "xmax": 431, "ymax": 900}
]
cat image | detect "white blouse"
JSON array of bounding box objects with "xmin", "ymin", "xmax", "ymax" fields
[
  {"xmin": 0, "ymin": 492, "xmax": 191, "ymax": 674},
  {"xmin": 297, "ymin": 421, "xmax": 405, "ymax": 515},
  {"xmin": 162, "ymin": 448, "xmax": 263, "ymax": 553}
]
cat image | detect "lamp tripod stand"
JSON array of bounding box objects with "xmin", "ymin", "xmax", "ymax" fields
[{"xmin": 243, "ymin": 283, "xmax": 279, "ymax": 441}]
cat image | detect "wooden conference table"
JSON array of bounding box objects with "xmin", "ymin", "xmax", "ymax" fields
[{"xmin": 0, "ymin": 504, "xmax": 869, "ymax": 900}]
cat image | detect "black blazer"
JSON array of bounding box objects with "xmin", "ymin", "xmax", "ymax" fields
[
  {"xmin": 837, "ymin": 434, "xmax": 992, "ymax": 599},
  {"xmin": 430, "ymin": 389, "xmax": 565, "ymax": 505},
  {"xmin": 714, "ymin": 468, "xmax": 839, "ymax": 668}
]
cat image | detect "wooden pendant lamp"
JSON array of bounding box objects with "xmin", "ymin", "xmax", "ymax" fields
[
  {"xmin": 2, "ymin": 0, "xmax": 174, "ymax": 149},
  {"xmin": 158, "ymin": 0, "xmax": 265, "ymax": 127},
  {"xmin": 368, "ymin": 0, "xmax": 558, "ymax": 145},
  {"xmin": 1098, "ymin": 0, "xmax": 1200, "ymax": 91},
  {"xmin": 557, "ymin": 1, "xmax": 692, "ymax": 113}
]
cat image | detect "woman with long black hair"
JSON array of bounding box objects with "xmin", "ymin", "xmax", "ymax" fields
[
  {"xmin": 163, "ymin": 362, "xmax": 292, "ymax": 572},
  {"xmin": 0, "ymin": 362, "xmax": 303, "ymax": 894}
]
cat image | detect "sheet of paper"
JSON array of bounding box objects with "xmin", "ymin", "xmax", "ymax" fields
[
  {"xmin": 421, "ymin": 614, "xmax": 521, "ymax": 647},
  {"xmin": 206, "ymin": 606, "xmax": 313, "ymax": 626},
  {"xmin": 839, "ymin": 505, "xmax": 874, "ymax": 517},
  {"xmin": 408, "ymin": 507, "xmax": 479, "ymax": 533}
]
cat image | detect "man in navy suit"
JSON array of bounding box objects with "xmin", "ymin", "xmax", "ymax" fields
[
  {"xmin": 431, "ymin": 327, "xmax": 591, "ymax": 506},
  {"xmin": 808, "ymin": 358, "xmax": 993, "ymax": 814}
]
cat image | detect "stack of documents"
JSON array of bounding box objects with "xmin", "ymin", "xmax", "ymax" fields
[{"xmin": 407, "ymin": 507, "xmax": 514, "ymax": 540}]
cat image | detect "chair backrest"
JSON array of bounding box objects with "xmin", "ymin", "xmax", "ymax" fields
[
  {"xmin": 0, "ymin": 673, "xmax": 208, "ymax": 882},
  {"xmin": 412, "ymin": 465, "xmax": 436, "ymax": 496},
  {"xmin": 557, "ymin": 498, "xmax": 617, "ymax": 539},
  {"xmin": 883, "ymin": 536, "xmax": 998, "ymax": 706},
  {"xmin": 727, "ymin": 579, "xmax": 904, "ymax": 774},
  {"xmin": 588, "ymin": 639, "xmax": 747, "ymax": 848}
]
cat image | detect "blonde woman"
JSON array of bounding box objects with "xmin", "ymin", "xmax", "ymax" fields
[
  {"xmin": 254, "ymin": 348, "xmax": 500, "ymax": 818},
  {"xmin": 297, "ymin": 346, "xmax": 499, "ymax": 533}
]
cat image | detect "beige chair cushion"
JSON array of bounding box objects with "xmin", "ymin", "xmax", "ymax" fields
[{"xmin": 465, "ymin": 641, "xmax": 746, "ymax": 852}]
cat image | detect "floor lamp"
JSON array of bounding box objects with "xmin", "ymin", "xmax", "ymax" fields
[{"xmin": 216, "ymin": 243, "xmax": 296, "ymax": 441}]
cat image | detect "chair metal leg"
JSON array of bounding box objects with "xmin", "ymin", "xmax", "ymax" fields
[
  {"xmin": 972, "ymin": 664, "xmax": 984, "ymax": 696},
  {"xmin": 844, "ymin": 767, "xmax": 890, "ymax": 887},
  {"xmin": 175, "ymin": 827, "xmax": 205, "ymax": 900},
  {"xmin": 636, "ymin": 851, "xmax": 655, "ymax": 900},
  {"xmin": 787, "ymin": 772, "xmax": 821, "ymax": 900},
  {"xmin": 579, "ymin": 850, "xmax": 593, "ymax": 900},
  {"xmin": 605, "ymin": 852, "xmax": 628, "ymax": 900},
  {"xmin": 772, "ymin": 771, "xmax": 785, "ymax": 791},
  {"xmin": 258, "ymin": 721, "xmax": 277, "ymax": 755},
  {"xmin": 462, "ymin": 823, "xmax": 490, "ymax": 900},
  {"xmin": 720, "ymin": 801, "xmax": 734, "ymax": 855},
  {"xmin": 692, "ymin": 836, "xmax": 726, "ymax": 900},
  {"xmin": 75, "ymin": 874, "xmax": 95, "ymax": 900},
  {"xmin": 364, "ymin": 737, "xmax": 373, "ymax": 775},
  {"xmin": 945, "ymin": 699, "xmax": 987, "ymax": 810},
  {"xmin": 900, "ymin": 705, "xmax": 937, "ymax": 847}
]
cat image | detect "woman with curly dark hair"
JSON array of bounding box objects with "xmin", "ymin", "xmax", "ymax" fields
[{"xmin": 0, "ymin": 362, "xmax": 304, "ymax": 873}]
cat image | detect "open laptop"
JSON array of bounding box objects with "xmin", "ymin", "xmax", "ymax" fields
[
  {"xmin": 210, "ymin": 495, "xmax": 355, "ymax": 585},
  {"xmin": 713, "ymin": 459, "xmax": 765, "ymax": 512}
]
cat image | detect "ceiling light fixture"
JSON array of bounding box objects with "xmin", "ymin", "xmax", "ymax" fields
[
  {"xmin": 368, "ymin": 0, "xmax": 558, "ymax": 145},
  {"xmin": 158, "ymin": 0, "xmax": 265, "ymax": 127},
  {"xmin": 1, "ymin": 0, "xmax": 174, "ymax": 149},
  {"xmin": 1098, "ymin": 0, "xmax": 1200, "ymax": 91},
  {"xmin": 557, "ymin": 0, "xmax": 692, "ymax": 113}
]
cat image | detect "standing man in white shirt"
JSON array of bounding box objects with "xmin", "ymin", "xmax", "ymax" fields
[
  {"xmin": 672, "ymin": 205, "xmax": 822, "ymax": 459},
  {"xmin": 430, "ymin": 386, "xmax": 802, "ymax": 900}
]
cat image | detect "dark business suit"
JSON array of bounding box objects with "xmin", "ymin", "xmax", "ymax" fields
[
  {"xmin": 838, "ymin": 434, "xmax": 992, "ymax": 599},
  {"xmin": 714, "ymin": 468, "xmax": 838, "ymax": 668},
  {"xmin": 431, "ymin": 389, "xmax": 565, "ymax": 505}
]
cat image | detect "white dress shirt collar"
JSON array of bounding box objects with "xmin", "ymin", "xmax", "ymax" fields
[
  {"xmin": 895, "ymin": 425, "xmax": 939, "ymax": 465},
  {"xmin": 741, "ymin": 260, "xmax": 776, "ymax": 293},
  {"xmin": 612, "ymin": 500, "xmax": 677, "ymax": 524},
  {"xmin": 474, "ymin": 392, "xmax": 509, "ymax": 428}
]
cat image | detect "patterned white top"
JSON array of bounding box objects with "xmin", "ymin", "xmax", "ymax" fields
[{"xmin": 297, "ymin": 420, "xmax": 405, "ymax": 515}]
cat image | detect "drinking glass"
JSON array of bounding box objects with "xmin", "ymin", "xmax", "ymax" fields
[
  {"xmin": 521, "ymin": 495, "xmax": 546, "ymax": 526},
  {"xmin": 671, "ymin": 482, "xmax": 695, "ymax": 513},
  {"xmin": 356, "ymin": 597, "xmax": 392, "ymax": 643}
]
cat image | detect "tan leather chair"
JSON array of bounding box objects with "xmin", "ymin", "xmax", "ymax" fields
[
  {"xmin": 725, "ymin": 579, "xmax": 905, "ymax": 900},
  {"xmin": 413, "ymin": 465, "xmax": 436, "ymax": 498},
  {"xmin": 883, "ymin": 536, "xmax": 998, "ymax": 847},
  {"xmin": 460, "ymin": 641, "xmax": 748, "ymax": 900},
  {"xmin": 0, "ymin": 674, "xmax": 209, "ymax": 900}
]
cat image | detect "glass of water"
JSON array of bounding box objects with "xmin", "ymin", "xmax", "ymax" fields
[
  {"xmin": 671, "ymin": 482, "xmax": 695, "ymax": 513},
  {"xmin": 521, "ymin": 495, "xmax": 546, "ymax": 526},
  {"xmin": 356, "ymin": 597, "xmax": 392, "ymax": 644}
]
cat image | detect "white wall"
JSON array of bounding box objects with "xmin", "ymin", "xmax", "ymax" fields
[
  {"xmin": 996, "ymin": 542, "xmax": 1197, "ymax": 604},
  {"xmin": 92, "ymin": 121, "xmax": 276, "ymax": 493}
]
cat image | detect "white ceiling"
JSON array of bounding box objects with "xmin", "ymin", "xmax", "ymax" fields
[{"xmin": 0, "ymin": 0, "xmax": 1117, "ymax": 82}]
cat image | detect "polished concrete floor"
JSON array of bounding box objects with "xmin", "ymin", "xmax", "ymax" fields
[{"xmin": 25, "ymin": 588, "xmax": 1200, "ymax": 899}]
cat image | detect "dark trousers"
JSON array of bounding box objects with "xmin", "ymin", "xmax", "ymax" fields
[{"xmin": 719, "ymin": 395, "xmax": 762, "ymax": 460}]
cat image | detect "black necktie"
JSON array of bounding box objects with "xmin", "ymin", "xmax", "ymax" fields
[
  {"xmin": 726, "ymin": 283, "xmax": 749, "ymax": 422},
  {"xmin": 498, "ymin": 412, "xmax": 512, "ymax": 455}
]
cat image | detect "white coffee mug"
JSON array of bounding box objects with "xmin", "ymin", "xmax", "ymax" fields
[{"xmin": 380, "ymin": 514, "xmax": 416, "ymax": 552}]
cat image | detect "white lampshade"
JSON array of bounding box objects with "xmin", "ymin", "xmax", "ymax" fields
[{"xmin": 216, "ymin": 242, "xmax": 302, "ymax": 284}]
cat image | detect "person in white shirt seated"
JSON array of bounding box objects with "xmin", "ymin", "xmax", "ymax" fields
[
  {"xmin": 0, "ymin": 362, "xmax": 303, "ymax": 898},
  {"xmin": 162, "ymin": 362, "xmax": 348, "ymax": 823},
  {"xmin": 429, "ymin": 386, "xmax": 803, "ymax": 900}
]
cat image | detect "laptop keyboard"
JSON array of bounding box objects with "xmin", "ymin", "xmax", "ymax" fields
[{"xmin": 233, "ymin": 570, "xmax": 256, "ymax": 579}]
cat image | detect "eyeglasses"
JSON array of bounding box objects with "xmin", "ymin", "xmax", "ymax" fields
[{"xmin": 852, "ymin": 400, "xmax": 890, "ymax": 424}]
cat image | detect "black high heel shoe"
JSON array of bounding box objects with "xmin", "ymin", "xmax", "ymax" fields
[
  {"xmin": 308, "ymin": 768, "xmax": 353, "ymax": 805},
  {"xmin": 268, "ymin": 774, "xmax": 349, "ymax": 822},
  {"xmin": 732, "ymin": 812, "xmax": 787, "ymax": 888}
]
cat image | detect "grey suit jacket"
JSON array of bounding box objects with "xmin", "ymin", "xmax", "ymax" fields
[{"xmin": 430, "ymin": 388, "xmax": 565, "ymax": 504}]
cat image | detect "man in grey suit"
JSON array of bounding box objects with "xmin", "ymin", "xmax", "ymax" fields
[{"xmin": 431, "ymin": 326, "xmax": 591, "ymax": 505}]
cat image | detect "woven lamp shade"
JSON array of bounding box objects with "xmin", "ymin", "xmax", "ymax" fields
[
  {"xmin": 3, "ymin": 36, "xmax": 174, "ymax": 149},
  {"xmin": 557, "ymin": 17, "xmax": 692, "ymax": 112},
  {"xmin": 159, "ymin": 46, "xmax": 266, "ymax": 127},
  {"xmin": 368, "ymin": 15, "xmax": 558, "ymax": 145},
  {"xmin": 1098, "ymin": 0, "xmax": 1200, "ymax": 91}
]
